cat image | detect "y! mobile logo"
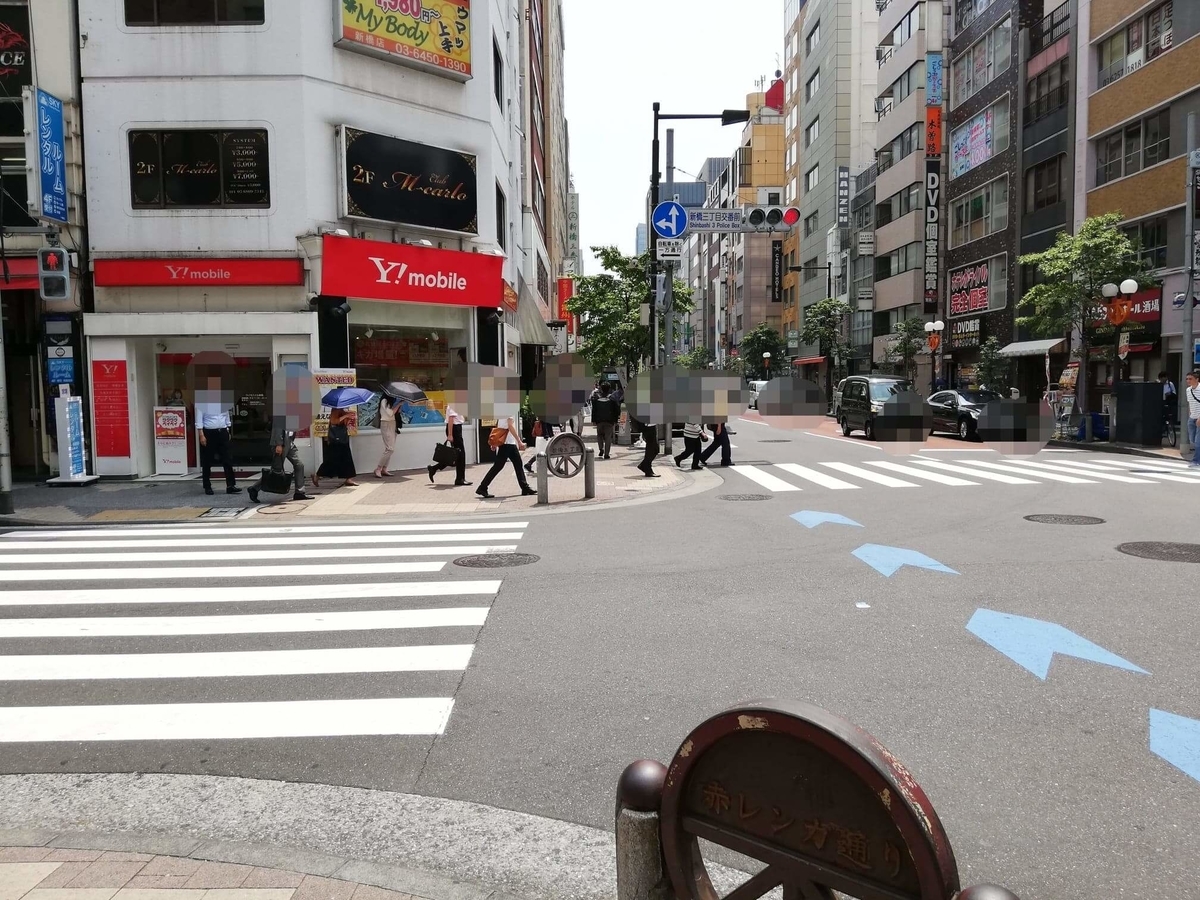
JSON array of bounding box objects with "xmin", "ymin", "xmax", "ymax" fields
[
  {"xmin": 369, "ymin": 257, "xmax": 468, "ymax": 290},
  {"xmin": 166, "ymin": 266, "xmax": 231, "ymax": 281}
]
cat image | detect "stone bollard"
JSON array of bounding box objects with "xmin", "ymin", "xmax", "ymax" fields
[
  {"xmin": 584, "ymin": 448, "xmax": 596, "ymax": 499},
  {"xmin": 957, "ymin": 886, "xmax": 1022, "ymax": 900},
  {"xmin": 615, "ymin": 760, "xmax": 672, "ymax": 900},
  {"xmin": 536, "ymin": 454, "xmax": 549, "ymax": 505}
]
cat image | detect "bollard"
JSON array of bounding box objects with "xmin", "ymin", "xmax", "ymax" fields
[
  {"xmin": 957, "ymin": 887, "xmax": 1022, "ymax": 900},
  {"xmin": 536, "ymin": 454, "xmax": 549, "ymax": 505},
  {"xmin": 615, "ymin": 760, "xmax": 672, "ymax": 900},
  {"xmin": 584, "ymin": 448, "xmax": 595, "ymax": 499}
]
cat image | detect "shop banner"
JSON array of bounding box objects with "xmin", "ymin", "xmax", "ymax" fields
[
  {"xmin": 951, "ymin": 109, "xmax": 993, "ymax": 178},
  {"xmin": 94, "ymin": 257, "xmax": 304, "ymax": 287},
  {"xmin": 31, "ymin": 88, "xmax": 67, "ymax": 224},
  {"xmin": 313, "ymin": 369, "xmax": 358, "ymax": 438},
  {"xmin": 837, "ymin": 167, "xmax": 850, "ymax": 228},
  {"xmin": 340, "ymin": 126, "xmax": 478, "ymax": 233},
  {"xmin": 771, "ymin": 241, "xmax": 783, "ymax": 302},
  {"xmin": 92, "ymin": 360, "xmax": 130, "ymax": 458},
  {"xmin": 949, "ymin": 317, "xmax": 982, "ymax": 350},
  {"xmin": 0, "ymin": 5, "xmax": 31, "ymax": 97},
  {"xmin": 55, "ymin": 395, "xmax": 87, "ymax": 481},
  {"xmin": 502, "ymin": 281, "xmax": 519, "ymax": 315},
  {"xmin": 335, "ymin": 0, "xmax": 472, "ymax": 81},
  {"xmin": 925, "ymin": 106, "xmax": 943, "ymax": 159},
  {"xmin": 925, "ymin": 52, "xmax": 944, "ymax": 107},
  {"xmin": 1088, "ymin": 287, "xmax": 1162, "ymax": 328},
  {"xmin": 949, "ymin": 260, "xmax": 990, "ymax": 316},
  {"xmin": 153, "ymin": 407, "xmax": 188, "ymax": 476},
  {"xmin": 556, "ymin": 278, "xmax": 576, "ymax": 334},
  {"xmin": 923, "ymin": 160, "xmax": 941, "ymax": 314},
  {"xmin": 320, "ymin": 234, "xmax": 503, "ymax": 307}
]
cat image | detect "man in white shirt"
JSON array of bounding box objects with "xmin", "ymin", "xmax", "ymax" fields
[
  {"xmin": 1185, "ymin": 371, "xmax": 1200, "ymax": 468},
  {"xmin": 428, "ymin": 405, "xmax": 471, "ymax": 486},
  {"xmin": 194, "ymin": 377, "xmax": 241, "ymax": 496}
]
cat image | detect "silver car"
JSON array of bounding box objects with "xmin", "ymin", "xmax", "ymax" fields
[
  {"xmin": 748, "ymin": 380, "xmax": 768, "ymax": 409},
  {"xmin": 832, "ymin": 378, "xmax": 847, "ymax": 418}
]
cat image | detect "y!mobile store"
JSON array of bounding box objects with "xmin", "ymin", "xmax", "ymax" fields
[
  {"xmin": 83, "ymin": 257, "xmax": 316, "ymax": 478},
  {"xmin": 315, "ymin": 234, "xmax": 504, "ymax": 472}
]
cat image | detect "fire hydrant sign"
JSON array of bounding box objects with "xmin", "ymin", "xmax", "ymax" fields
[{"xmin": 153, "ymin": 407, "xmax": 188, "ymax": 476}]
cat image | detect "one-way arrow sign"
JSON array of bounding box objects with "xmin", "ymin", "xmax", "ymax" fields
[
  {"xmin": 851, "ymin": 544, "xmax": 958, "ymax": 577},
  {"xmin": 966, "ymin": 609, "xmax": 1149, "ymax": 680},
  {"xmin": 1150, "ymin": 709, "xmax": 1200, "ymax": 785},
  {"xmin": 791, "ymin": 511, "xmax": 863, "ymax": 529},
  {"xmin": 652, "ymin": 201, "xmax": 688, "ymax": 239}
]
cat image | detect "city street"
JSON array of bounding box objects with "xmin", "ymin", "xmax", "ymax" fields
[{"xmin": 2, "ymin": 418, "xmax": 1198, "ymax": 899}]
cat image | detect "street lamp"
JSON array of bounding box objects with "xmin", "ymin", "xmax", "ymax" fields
[
  {"xmin": 762, "ymin": 351, "xmax": 772, "ymax": 379},
  {"xmin": 1101, "ymin": 278, "xmax": 1140, "ymax": 406},
  {"xmin": 924, "ymin": 320, "xmax": 945, "ymax": 393}
]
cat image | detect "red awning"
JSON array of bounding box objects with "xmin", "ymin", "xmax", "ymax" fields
[
  {"xmin": 0, "ymin": 257, "xmax": 39, "ymax": 291},
  {"xmin": 792, "ymin": 356, "xmax": 825, "ymax": 365}
]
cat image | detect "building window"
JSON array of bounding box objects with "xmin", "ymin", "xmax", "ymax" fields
[
  {"xmin": 1025, "ymin": 59, "xmax": 1069, "ymax": 124},
  {"xmin": 955, "ymin": 0, "xmax": 999, "ymax": 34},
  {"xmin": 805, "ymin": 165, "xmax": 819, "ymax": 193},
  {"xmin": 890, "ymin": 61, "xmax": 926, "ymax": 105},
  {"xmin": 878, "ymin": 123, "xmax": 922, "ymax": 173},
  {"xmin": 807, "ymin": 21, "xmax": 820, "ymax": 54},
  {"xmin": 0, "ymin": 141, "xmax": 38, "ymax": 228},
  {"xmin": 892, "ymin": 3, "xmax": 922, "ymax": 49},
  {"xmin": 805, "ymin": 118, "xmax": 819, "ymax": 148},
  {"xmin": 493, "ymin": 37, "xmax": 504, "ymax": 106},
  {"xmin": 1098, "ymin": 1, "xmax": 1172, "ymax": 88},
  {"xmin": 802, "ymin": 257, "xmax": 821, "ymax": 282},
  {"xmin": 128, "ymin": 129, "xmax": 270, "ymax": 209},
  {"xmin": 495, "ymin": 183, "xmax": 507, "ymax": 251},
  {"xmin": 951, "ymin": 17, "xmax": 1011, "ymax": 108},
  {"xmin": 875, "ymin": 241, "xmax": 923, "ymax": 281},
  {"xmin": 806, "ymin": 70, "xmax": 820, "ymax": 101},
  {"xmin": 951, "ymin": 176, "xmax": 1009, "ymax": 247},
  {"xmin": 876, "ymin": 182, "xmax": 922, "ymax": 227},
  {"xmin": 1024, "ymin": 158, "xmax": 1062, "ymax": 213},
  {"xmin": 1095, "ymin": 110, "xmax": 1171, "ymax": 186},
  {"xmin": 804, "ymin": 212, "xmax": 820, "ymax": 237},
  {"xmin": 124, "ymin": 0, "xmax": 265, "ymax": 25},
  {"xmin": 768, "ymin": 191, "xmax": 781, "ymax": 205},
  {"xmin": 1123, "ymin": 216, "xmax": 1169, "ymax": 269},
  {"xmin": 949, "ymin": 97, "xmax": 1010, "ymax": 179}
]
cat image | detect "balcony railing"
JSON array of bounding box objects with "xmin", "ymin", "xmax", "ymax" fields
[
  {"xmin": 877, "ymin": 45, "xmax": 894, "ymax": 69},
  {"xmin": 1024, "ymin": 83, "xmax": 1070, "ymax": 125},
  {"xmin": 1029, "ymin": 3, "xmax": 1070, "ymax": 54},
  {"xmin": 876, "ymin": 100, "xmax": 893, "ymax": 121},
  {"xmin": 855, "ymin": 162, "xmax": 879, "ymax": 193}
]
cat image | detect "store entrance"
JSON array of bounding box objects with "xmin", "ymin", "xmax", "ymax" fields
[{"xmin": 2, "ymin": 290, "xmax": 45, "ymax": 479}]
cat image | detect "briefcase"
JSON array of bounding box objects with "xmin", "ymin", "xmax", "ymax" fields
[
  {"xmin": 432, "ymin": 442, "xmax": 459, "ymax": 466},
  {"xmin": 259, "ymin": 465, "xmax": 294, "ymax": 495}
]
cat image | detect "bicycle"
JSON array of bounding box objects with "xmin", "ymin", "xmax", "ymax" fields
[{"xmin": 1164, "ymin": 410, "xmax": 1178, "ymax": 448}]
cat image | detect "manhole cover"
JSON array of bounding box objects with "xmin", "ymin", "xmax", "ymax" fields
[
  {"xmin": 453, "ymin": 553, "xmax": 540, "ymax": 568},
  {"xmin": 1116, "ymin": 543, "xmax": 1200, "ymax": 563},
  {"xmin": 1024, "ymin": 515, "xmax": 1106, "ymax": 525},
  {"xmin": 758, "ymin": 439, "xmax": 792, "ymax": 443},
  {"xmin": 719, "ymin": 494, "xmax": 772, "ymax": 502},
  {"xmin": 201, "ymin": 507, "xmax": 242, "ymax": 519}
]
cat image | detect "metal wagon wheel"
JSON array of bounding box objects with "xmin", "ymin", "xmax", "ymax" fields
[{"xmin": 545, "ymin": 432, "xmax": 586, "ymax": 478}]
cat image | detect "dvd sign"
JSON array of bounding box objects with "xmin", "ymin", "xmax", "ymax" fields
[{"xmin": 950, "ymin": 317, "xmax": 982, "ymax": 350}]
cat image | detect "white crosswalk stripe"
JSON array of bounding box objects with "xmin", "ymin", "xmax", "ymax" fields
[
  {"xmin": 726, "ymin": 454, "xmax": 1200, "ymax": 493},
  {"xmin": 0, "ymin": 519, "xmax": 528, "ymax": 743}
]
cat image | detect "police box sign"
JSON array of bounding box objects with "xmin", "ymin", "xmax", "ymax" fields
[
  {"xmin": 923, "ymin": 160, "xmax": 941, "ymax": 314},
  {"xmin": 950, "ymin": 317, "xmax": 982, "ymax": 350}
]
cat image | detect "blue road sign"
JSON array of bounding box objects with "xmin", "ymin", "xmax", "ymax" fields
[
  {"xmin": 652, "ymin": 201, "xmax": 688, "ymax": 239},
  {"xmin": 35, "ymin": 89, "xmax": 68, "ymax": 225},
  {"xmin": 790, "ymin": 511, "xmax": 863, "ymax": 529},
  {"xmin": 851, "ymin": 544, "xmax": 958, "ymax": 577},
  {"xmin": 966, "ymin": 609, "xmax": 1149, "ymax": 680},
  {"xmin": 1150, "ymin": 709, "xmax": 1200, "ymax": 785}
]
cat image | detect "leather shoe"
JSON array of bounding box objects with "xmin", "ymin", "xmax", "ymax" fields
[
  {"xmin": 292, "ymin": 491, "xmax": 310, "ymax": 501},
  {"xmin": 248, "ymin": 488, "xmax": 260, "ymax": 504},
  {"xmin": 227, "ymin": 486, "xmax": 243, "ymax": 494},
  {"xmin": 454, "ymin": 480, "xmax": 473, "ymax": 486},
  {"xmin": 427, "ymin": 466, "xmax": 436, "ymax": 484},
  {"xmin": 203, "ymin": 487, "xmax": 214, "ymax": 496},
  {"xmin": 521, "ymin": 487, "xmax": 537, "ymax": 496}
]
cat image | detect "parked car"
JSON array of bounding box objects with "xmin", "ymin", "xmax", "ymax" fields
[
  {"xmin": 838, "ymin": 376, "xmax": 915, "ymax": 440},
  {"xmin": 927, "ymin": 389, "xmax": 999, "ymax": 441},
  {"xmin": 748, "ymin": 380, "xmax": 768, "ymax": 409},
  {"xmin": 832, "ymin": 378, "xmax": 847, "ymax": 418}
]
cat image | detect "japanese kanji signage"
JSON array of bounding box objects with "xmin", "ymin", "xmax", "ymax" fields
[
  {"xmin": 837, "ymin": 166, "xmax": 850, "ymax": 228},
  {"xmin": 950, "ymin": 316, "xmax": 982, "ymax": 350},
  {"xmin": 924, "ymin": 160, "xmax": 941, "ymax": 314},
  {"xmin": 949, "ymin": 259, "xmax": 992, "ymax": 316},
  {"xmin": 336, "ymin": 0, "xmax": 472, "ymax": 82},
  {"xmin": 566, "ymin": 192, "xmax": 580, "ymax": 275}
]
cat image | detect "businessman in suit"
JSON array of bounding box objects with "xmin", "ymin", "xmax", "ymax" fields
[{"xmin": 249, "ymin": 418, "xmax": 309, "ymax": 503}]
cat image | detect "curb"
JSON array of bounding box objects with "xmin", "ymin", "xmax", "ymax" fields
[{"xmin": 1046, "ymin": 438, "xmax": 1187, "ymax": 460}]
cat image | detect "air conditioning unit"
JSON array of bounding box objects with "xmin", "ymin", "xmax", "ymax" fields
[{"xmin": 874, "ymin": 98, "xmax": 887, "ymax": 113}]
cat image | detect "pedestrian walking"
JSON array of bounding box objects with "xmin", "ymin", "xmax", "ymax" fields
[
  {"xmin": 633, "ymin": 415, "xmax": 660, "ymax": 477},
  {"xmin": 428, "ymin": 405, "xmax": 470, "ymax": 486},
  {"xmin": 249, "ymin": 417, "xmax": 309, "ymax": 503},
  {"xmin": 591, "ymin": 383, "xmax": 618, "ymax": 459},
  {"xmin": 700, "ymin": 421, "xmax": 734, "ymax": 467},
  {"xmin": 674, "ymin": 421, "xmax": 709, "ymax": 470},
  {"xmin": 1186, "ymin": 371, "xmax": 1200, "ymax": 468},
  {"xmin": 374, "ymin": 396, "xmax": 402, "ymax": 478},
  {"xmin": 524, "ymin": 417, "xmax": 556, "ymax": 474},
  {"xmin": 195, "ymin": 378, "xmax": 241, "ymax": 496},
  {"xmin": 476, "ymin": 412, "xmax": 537, "ymax": 499},
  {"xmin": 313, "ymin": 407, "xmax": 359, "ymax": 489}
]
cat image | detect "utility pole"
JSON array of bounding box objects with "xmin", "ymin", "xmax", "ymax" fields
[
  {"xmin": 1182, "ymin": 112, "xmax": 1197, "ymax": 458},
  {"xmin": 649, "ymin": 103, "xmax": 661, "ymax": 374},
  {"xmin": 0, "ymin": 283, "xmax": 12, "ymax": 515}
]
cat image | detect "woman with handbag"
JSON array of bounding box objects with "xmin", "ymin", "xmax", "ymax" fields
[
  {"xmin": 476, "ymin": 413, "xmax": 537, "ymax": 500},
  {"xmin": 427, "ymin": 405, "xmax": 471, "ymax": 486},
  {"xmin": 313, "ymin": 407, "xmax": 359, "ymax": 489},
  {"xmin": 374, "ymin": 396, "xmax": 402, "ymax": 478}
]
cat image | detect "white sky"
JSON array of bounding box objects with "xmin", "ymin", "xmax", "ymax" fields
[{"xmin": 563, "ymin": 0, "xmax": 786, "ymax": 267}]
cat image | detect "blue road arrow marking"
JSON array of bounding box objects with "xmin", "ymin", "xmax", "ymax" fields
[
  {"xmin": 851, "ymin": 544, "xmax": 958, "ymax": 577},
  {"xmin": 790, "ymin": 511, "xmax": 863, "ymax": 529},
  {"xmin": 652, "ymin": 201, "xmax": 688, "ymax": 238},
  {"xmin": 1150, "ymin": 710, "xmax": 1200, "ymax": 784},
  {"xmin": 966, "ymin": 609, "xmax": 1149, "ymax": 680}
]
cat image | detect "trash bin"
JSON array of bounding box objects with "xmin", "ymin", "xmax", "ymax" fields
[
  {"xmin": 1076, "ymin": 412, "xmax": 1109, "ymax": 442},
  {"xmin": 1114, "ymin": 381, "xmax": 1162, "ymax": 446}
]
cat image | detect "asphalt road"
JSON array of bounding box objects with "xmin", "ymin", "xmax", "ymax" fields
[{"xmin": 2, "ymin": 419, "xmax": 1198, "ymax": 899}]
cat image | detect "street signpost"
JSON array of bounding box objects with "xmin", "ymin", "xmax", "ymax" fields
[
  {"xmin": 657, "ymin": 238, "xmax": 683, "ymax": 261},
  {"xmin": 651, "ymin": 201, "xmax": 688, "ymax": 239},
  {"xmin": 687, "ymin": 208, "xmax": 746, "ymax": 232}
]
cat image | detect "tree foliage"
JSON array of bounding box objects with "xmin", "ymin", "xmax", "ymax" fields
[
  {"xmin": 739, "ymin": 323, "xmax": 785, "ymax": 380},
  {"xmin": 974, "ymin": 337, "xmax": 1011, "ymax": 393},
  {"xmin": 565, "ymin": 246, "xmax": 692, "ymax": 377},
  {"xmin": 675, "ymin": 346, "xmax": 714, "ymax": 370},
  {"xmin": 887, "ymin": 316, "xmax": 928, "ymax": 382}
]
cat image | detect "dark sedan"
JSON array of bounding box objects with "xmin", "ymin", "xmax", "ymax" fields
[{"xmin": 927, "ymin": 389, "xmax": 1000, "ymax": 441}]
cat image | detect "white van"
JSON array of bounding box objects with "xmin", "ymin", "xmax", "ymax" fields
[{"xmin": 748, "ymin": 380, "xmax": 769, "ymax": 409}]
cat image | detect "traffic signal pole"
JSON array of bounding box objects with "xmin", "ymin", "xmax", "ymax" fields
[
  {"xmin": 1182, "ymin": 112, "xmax": 1196, "ymax": 459},
  {"xmin": 0, "ymin": 292, "xmax": 11, "ymax": 514}
]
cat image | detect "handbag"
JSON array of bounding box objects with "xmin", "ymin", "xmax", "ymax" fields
[
  {"xmin": 488, "ymin": 426, "xmax": 508, "ymax": 449},
  {"xmin": 328, "ymin": 423, "xmax": 349, "ymax": 445},
  {"xmin": 432, "ymin": 442, "xmax": 458, "ymax": 466},
  {"xmin": 259, "ymin": 456, "xmax": 293, "ymax": 494},
  {"xmin": 532, "ymin": 420, "xmax": 543, "ymax": 438}
]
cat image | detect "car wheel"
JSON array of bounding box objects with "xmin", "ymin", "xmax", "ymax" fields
[
  {"xmin": 840, "ymin": 416, "xmax": 851, "ymax": 437},
  {"xmin": 865, "ymin": 419, "xmax": 876, "ymax": 441},
  {"xmin": 958, "ymin": 418, "xmax": 971, "ymax": 440}
]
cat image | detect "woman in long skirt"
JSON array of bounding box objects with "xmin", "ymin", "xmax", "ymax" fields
[{"xmin": 313, "ymin": 407, "xmax": 359, "ymax": 488}]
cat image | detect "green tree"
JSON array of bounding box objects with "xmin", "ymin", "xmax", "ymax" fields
[
  {"xmin": 565, "ymin": 247, "xmax": 693, "ymax": 377},
  {"xmin": 800, "ymin": 297, "xmax": 851, "ymax": 403},
  {"xmin": 974, "ymin": 337, "xmax": 1011, "ymax": 394},
  {"xmin": 887, "ymin": 316, "xmax": 928, "ymax": 382},
  {"xmin": 721, "ymin": 355, "xmax": 747, "ymax": 378},
  {"xmin": 739, "ymin": 323, "xmax": 785, "ymax": 380},
  {"xmin": 675, "ymin": 346, "xmax": 714, "ymax": 370},
  {"xmin": 1017, "ymin": 213, "xmax": 1151, "ymax": 417}
]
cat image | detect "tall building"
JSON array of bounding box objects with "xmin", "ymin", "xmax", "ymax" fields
[
  {"xmin": 635, "ymin": 223, "xmax": 648, "ymax": 255},
  {"xmin": 76, "ymin": 0, "xmax": 563, "ymax": 478}
]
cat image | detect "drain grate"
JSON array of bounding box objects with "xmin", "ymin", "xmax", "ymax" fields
[
  {"xmin": 719, "ymin": 494, "xmax": 772, "ymax": 502},
  {"xmin": 1024, "ymin": 514, "xmax": 1106, "ymax": 526},
  {"xmin": 758, "ymin": 439, "xmax": 792, "ymax": 443},
  {"xmin": 1116, "ymin": 543, "xmax": 1200, "ymax": 563},
  {"xmin": 731, "ymin": 460, "xmax": 775, "ymax": 466},
  {"xmin": 201, "ymin": 508, "xmax": 242, "ymax": 519},
  {"xmin": 454, "ymin": 552, "xmax": 540, "ymax": 568}
]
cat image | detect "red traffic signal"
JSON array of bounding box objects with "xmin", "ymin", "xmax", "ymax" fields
[
  {"xmin": 782, "ymin": 207, "xmax": 802, "ymax": 227},
  {"xmin": 745, "ymin": 206, "xmax": 803, "ymax": 232}
]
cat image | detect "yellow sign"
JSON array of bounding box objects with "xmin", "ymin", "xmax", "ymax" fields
[{"xmin": 337, "ymin": 0, "xmax": 472, "ymax": 81}]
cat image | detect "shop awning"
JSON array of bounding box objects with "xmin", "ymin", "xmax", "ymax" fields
[
  {"xmin": 996, "ymin": 338, "xmax": 1064, "ymax": 357},
  {"xmin": 517, "ymin": 291, "xmax": 556, "ymax": 347},
  {"xmin": 0, "ymin": 257, "xmax": 39, "ymax": 291},
  {"xmin": 792, "ymin": 355, "xmax": 825, "ymax": 365}
]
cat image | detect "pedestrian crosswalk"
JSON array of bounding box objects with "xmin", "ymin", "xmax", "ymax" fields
[
  {"xmin": 729, "ymin": 455, "xmax": 1200, "ymax": 493},
  {"xmin": 0, "ymin": 520, "xmax": 528, "ymax": 743}
]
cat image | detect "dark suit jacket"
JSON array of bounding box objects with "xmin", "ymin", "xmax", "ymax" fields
[{"xmin": 269, "ymin": 419, "xmax": 297, "ymax": 450}]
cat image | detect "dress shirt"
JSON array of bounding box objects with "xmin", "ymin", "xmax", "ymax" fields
[{"xmin": 195, "ymin": 402, "xmax": 232, "ymax": 429}]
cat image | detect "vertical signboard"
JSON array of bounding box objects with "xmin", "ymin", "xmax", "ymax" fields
[
  {"xmin": 836, "ymin": 166, "xmax": 850, "ymax": 228},
  {"xmin": 153, "ymin": 407, "xmax": 189, "ymax": 476},
  {"xmin": 54, "ymin": 396, "xmax": 87, "ymax": 481},
  {"xmin": 24, "ymin": 88, "xmax": 67, "ymax": 224},
  {"xmin": 92, "ymin": 360, "xmax": 130, "ymax": 458},
  {"xmin": 925, "ymin": 52, "xmax": 944, "ymax": 106},
  {"xmin": 557, "ymin": 277, "xmax": 575, "ymax": 333},
  {"xmin": 771, "ymin": 241, "xmax": 784, "ymax": 302},
  {"xmin": 566, "ymin": 192, "xmax": 580, "ymax": 275},
  {"xmin": 923, "ymin": 160, "xmax": 941, "ymax": 314}
]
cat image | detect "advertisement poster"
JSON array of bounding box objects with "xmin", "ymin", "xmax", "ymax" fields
[
  {"xmin": 951, "ymin": 109, "xmax": 993, "ymax": 178},
  {"xmin": 925, "ymin": 52, "xmax": 944, "ymax": 106},
  {"xmin": 949, "ymin": 317, "xmax": 982, "ymax": 350},
  {"xmin": 153, "ymin": 407, "xmax": 188, "ymax": 476},
  {"xmin": 949, "ymin": 260, "xmax": 990, "ymax": 316},
  {"xmin": 336, "ymin": 0, "xmax": 472, "ymax": 81},
  {"xmin": 313, "ymin": 369, "xmax": 359, "ymax": 438},
  {"xmin": 92, "ymin": 359, "xmax": 130, "ymax": 458}
]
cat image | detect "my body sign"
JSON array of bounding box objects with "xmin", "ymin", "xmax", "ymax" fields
[{"xmin": 320, "ymin": 234, "xmax": 502, "ymax": 307}]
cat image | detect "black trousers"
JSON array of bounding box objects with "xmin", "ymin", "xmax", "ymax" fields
[
  {"xmin": 675, "ymin": 436, "xmax": 704, "ymax": 469},
  {"xmin": 701, "ymin": 426, "xmax": 732, "ymax": 466},
  {"xmin": 640, "ymin": 425, "xmax": 660, "ymax": 472},
  {"xmin": 200, "ymin": 428, "xmax": 236, "ymax": 490},
  {"xmin": 432, "ymin": 424, "xmax": 467, "ymax": 483},
  {"xmin": 479, "ymin": 443, "xmax": 530, "ymax": 493}
]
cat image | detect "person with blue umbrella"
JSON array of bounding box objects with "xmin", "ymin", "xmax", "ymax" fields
[{"xmin": 313, "ymin": 387, "xmax": 371, "ymax": 490}]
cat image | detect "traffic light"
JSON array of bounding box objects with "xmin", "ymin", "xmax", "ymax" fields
[
  {"xmin": 38, "ymin": 247, "xmax": 70, "ymax": 301},
  {"xmin": 745, "ymin": 206, "xmax": 802, "ymax": 232}
]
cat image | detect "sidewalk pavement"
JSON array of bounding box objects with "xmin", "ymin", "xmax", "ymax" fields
[
  {"xmin": 0, "ymin": 440, "xmax": 705, "ymax": 526},
  {"xmin": 1046, "ymin": 438, "xmax": 1191, "ymax": 460}
]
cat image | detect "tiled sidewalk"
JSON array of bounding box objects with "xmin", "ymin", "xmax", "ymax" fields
[{"xmin": 0, "ymin": 853, "xmax": 420, "ymax": 900}]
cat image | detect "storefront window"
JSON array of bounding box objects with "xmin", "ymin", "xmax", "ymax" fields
[
  {"xmin": 350, "ymin": 324, "xmax": 469, "ymax": 428},
  {"xmin": 156, "ymin": 353, "xmax": 272, "ymax": 465}
]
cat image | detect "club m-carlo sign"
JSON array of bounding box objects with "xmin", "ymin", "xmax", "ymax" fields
[
  {"xmin": 340, "ymin": 126, "xmax": 478, "ymax": 234},
  {"xmin": 0, "ymin": 5, "xmax": 30, "ymax": 97}
]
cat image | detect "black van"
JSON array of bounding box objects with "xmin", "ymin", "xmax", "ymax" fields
[{"xmin": 838, "ymin": 376, "xmax": 914, "ymax": 440}]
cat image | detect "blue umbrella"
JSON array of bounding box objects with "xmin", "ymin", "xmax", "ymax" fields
[{"xmin": 322, "ymin": 387, "xmax": 376, "ymax": 409}]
